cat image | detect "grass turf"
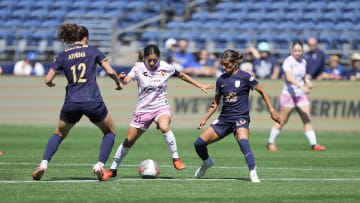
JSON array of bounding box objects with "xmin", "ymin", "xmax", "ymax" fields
[{"xmin": 0, "ymin": 125, "xmax": 359, "ymax": 202}]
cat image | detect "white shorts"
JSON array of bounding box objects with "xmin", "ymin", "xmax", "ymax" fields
[
  {"xmin": 280, "ymin": 92, "xmax": 309, "ymax": 108},
  {"xmin": 130, "ymin": 107, "xmax": 172, "ymax": 130}
]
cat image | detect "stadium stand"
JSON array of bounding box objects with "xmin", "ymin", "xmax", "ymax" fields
[{"xmin": 0, "ymin": 0, "xmax": 359, "ymax": 73}]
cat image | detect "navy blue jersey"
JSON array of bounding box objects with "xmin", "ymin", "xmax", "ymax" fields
[
  {"xmin": 52, "ymin": 44, "xmax": 105, "ymax": 102},
  {"xmin": 216, "ymin": 69, "xmax": 258, "ymax": 121}
]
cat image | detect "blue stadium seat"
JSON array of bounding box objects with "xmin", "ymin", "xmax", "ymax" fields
[
  {"xmin": 53, "ymin": 0, "xmax": 73, "ymax": 9},
  {"xmin": 190, "ymin": 11, "xmax": 209, "ymax": 23},
  {"xmin": 215, "ymin": 1, "xmax": 235, "ymax": 11},
  {"xmin": 140, "ymin": 31, "xmax": 160, "ymax": 45},
  {"xmin": 166, "ymin": 21, "xmax": 185, "ymax": 30},
  {"xmin": 4, "ymin": 19, "xmax": 23, "ymax": 28}
]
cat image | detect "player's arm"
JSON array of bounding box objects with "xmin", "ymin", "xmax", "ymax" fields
[
  {"xmin": 284, "ymin": 70, "xmax": 310, "ymax": 94},
  {"xmin": 101, "ymin": 59, "xmax": 122, "ymax": 90},
  {"xmin": 271, "ymin": 64, "xmax": 280, "ymax": 80},
  {"xmin": 254, "ymin": 84, "xmax": 282, "ymax": 125},
  {"xmin": 176, "ymin": 71, "xmax": 214, "ymax": 94},
  {"xmin": 197, "ymin": 94, "xmax": 220, "ymax": 129},
  {"xmin": 44, "ymin": 68, "xmax": 57, "ymax": 87},
  {"xmin": 118, "ymin": 72, "xmax": 132, "ymax": 85}
]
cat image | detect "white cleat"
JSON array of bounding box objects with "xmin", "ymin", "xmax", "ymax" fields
[
  {"xmin": 249, "ymin": 169, "xmax": 260, "ymax": 183},
  {"xmin": 92, "ymin": 162, "xmax": 105, "ymax": 181},
  {"xmin": 194, "ymin": 158, "xmax": 214, "ymax": 178}
]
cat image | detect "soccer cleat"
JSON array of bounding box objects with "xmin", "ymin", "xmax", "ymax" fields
[
  {"xmin": 267, "ymin": 143, "xmax": 278, "ymax": 152},
  {"xmin": 312, "ymin": 144, "xmax": 325, "ymax": 151},
  {"xmin": 92, "ymin": 162, "xmax": 105, "ymax": 181},
  {"xmin": 173, "ymin": 158, "xmax": 186, "ymax": 170},
  {"xmin": 249, "ymin": 169, "xmax": 260, "ymax": 183},
  {"xmin": 103, "ymin": 169, "xmax": 117, "ymax": 180},
  {"xmin": 194, "ymin": 158, "xmax": 214, "ymax": 178},
  {"xmin": 32, "ymin": 164, "xmax": 47, "ymax": 181}
]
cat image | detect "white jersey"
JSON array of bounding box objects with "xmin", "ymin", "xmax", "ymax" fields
[
  {"xmin": 281, "ymin": 55, "xmax": 306, "ymax": 97},
  {"xmin": 128, "ymin": 61, "xmax": 176, "ymax": 112}
]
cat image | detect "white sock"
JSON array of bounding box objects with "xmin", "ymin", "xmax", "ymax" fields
[
  {"xmin": 40, "ymin": 160, "xmax": 48, "ymax": 169},
  {"xmin": 163, "ymin": 130, "xmax": 179, "ymax": 159},
  {"xmin": 305, "ymin": 130, "xmax": 317, "ymax": 146},
  {"xmin": 268, "ymin": 127, "xmax": 280, "ymax": 144},
  {"xmin": 110, "ymin": 144, "xmax": 129, "ymax": 170}
]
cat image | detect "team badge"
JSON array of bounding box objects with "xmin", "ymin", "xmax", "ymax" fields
[
  {"xmin": 234, "ymin": 80, "xmax": 241, "ymax": 88},
  {"xmin": 236, "ymin": 118, "xmax": 246, "ymax": 126}
]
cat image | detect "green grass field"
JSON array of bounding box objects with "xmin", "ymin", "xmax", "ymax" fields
[{"xmin": 0, "ymin": 125, "xmax": 359, "ymax": 202}]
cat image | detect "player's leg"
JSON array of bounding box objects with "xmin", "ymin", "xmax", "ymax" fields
[
  {"xmin": 155, "ymin": 112, "xmax": 185, "ymax": 170},
  {"xmin": 104, "ymin": 126, "xmax": 145, "ymax": 180},
  {"xmin": 194, "ymin": 126, "xmax": 221, "ymax": 178},
  {"xmin": 267, "ymin": 106, "xmax": 293, "ymax": 151},
  {"xmin": 297, "ymin": 104, "xmax": 325, "ymax": 151},
  {"xmin": 235, "ymin": 126, "xmax": 259, "ymax": 183},
  {"xmin": 268, "ymin": 92, "xmax": 295, "ymax": 151},
  {"xmin": 32, "ymin": 119, "xmax": 74, "ymax": 180}
]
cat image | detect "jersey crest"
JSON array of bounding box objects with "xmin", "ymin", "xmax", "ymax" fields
[{"xmin": 234, "ymin": 80, "xmax": 241, "ymax": 88}]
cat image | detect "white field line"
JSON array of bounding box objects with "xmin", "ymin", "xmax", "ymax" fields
[
  {"xmin": 0, "ymin": 162, "xmax": 359, "ymax": 173},
  {"xmin": 1, "ymin": 162, "xmax": 360, "ymax": 184},
  {"xmin": 1, "ymin": 178, "xmax": 360, "ymax": 184}
]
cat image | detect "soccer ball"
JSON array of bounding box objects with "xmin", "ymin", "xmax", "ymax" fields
[{"xmin": 138, "ymin": 159, "xmax": 160, "ymax": 179}]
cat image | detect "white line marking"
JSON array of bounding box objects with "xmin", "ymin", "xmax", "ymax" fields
[
  {"xmin": 1, "ymin": 162, "xmax": 359, "ymax": 173},
  {"xmin": 1, "ymin": 178, "xmax": 360, "ymax": 184}
]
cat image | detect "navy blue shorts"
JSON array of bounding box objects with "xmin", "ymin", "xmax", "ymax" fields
[
  {"xmin": 60, "ymin": 101, "xmax": 108, "ymax": 124},
  {"xmin": 210, "ymin": 118, "xmax": 250, "ymax": 138}
]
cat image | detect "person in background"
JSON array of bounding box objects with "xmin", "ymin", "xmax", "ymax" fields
[
  {"xmin": 173, "ymin": 39, "xmax": 203, "ymax": 76},
  {"xmin": 239, "ymin": 46, "xmax": 257, "ymax": 76},
  {"xmin": 196, "ymin": 48, "xmax": 217, "ymax": 77},
  {"xmin": 0, "ymin": 64, "xmax": 2, "ymax": 75},
  {"xmin": 267, "ymin": 41, "xmax": 325, "ymax": 152},
  {"xmin": 32, "ymin": 24, "xmax": 122, "ymax": 181},
  {"xmin": 318, "ymin": 55, "xmax": 345, "ymax": 80},
  {"xmin": 349, "ymin": 52, "xmax": 360, "ymax": 81},
  {"xmin": 252, "ymin": 42, "xmax": 280, "ymax": 80},
  {"xmin": 164, "ymin": 38, "xmax": 177, "ymax": 64},
  {"xmin": 13, "ymin": 51, "xmax": 45, "ymax": 76},
  {"xmin": 193, "ymin": 49, "xmax": 281, "ymax": 183},
  {"xmin": 304, "ymin": 37, "xmax": 326, "ymax": 80}
]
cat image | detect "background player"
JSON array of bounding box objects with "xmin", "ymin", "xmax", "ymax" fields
[
  {"xmin": 267, "ymin": 41, "xmax": 325, "ymax": 152},
  {"xmin": 104, "ymin": 44, "xmax": 214, "ymax": 179},
  {"xmin": 193, "ymin": 49, "xmax": 281, "ymax": 183},
  {"xmin": 32, "ymin": 24, "xmax": 122, "ymax": 181}
]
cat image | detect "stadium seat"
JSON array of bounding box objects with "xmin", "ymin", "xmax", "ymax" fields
[{"xmin": 190, "ymin": 11, "xmax": 209, "ymax": 23}]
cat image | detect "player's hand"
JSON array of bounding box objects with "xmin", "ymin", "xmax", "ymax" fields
[
  {"xmin": 197, "ymin": 120, "xmax": 207, "ymax": 129},
  {"xmin": 200, "ymin": 84, "xmax": 215, "ymax": 94},
  {"xmin": 46, "ymin": 81, "xmax": 56, "ymax": 87},
  {"xmin": 118, "ymin": 72, "xmax": 126, "ymax": 80},
  {"xmin": 300, "ymin": 86, "xmax": 310, "ymax": 94},
  {"xmin": 115, "ymin": 83, "xmax": 123, "ymax": 90},
  {"xmin": 270, "ymin": 111, "xmax": 282, "ymax": 125}
]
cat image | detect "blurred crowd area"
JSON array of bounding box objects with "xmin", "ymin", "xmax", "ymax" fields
[{"xmin": 1, "ymin": 0, "xmax": 360, "ymax": 81}]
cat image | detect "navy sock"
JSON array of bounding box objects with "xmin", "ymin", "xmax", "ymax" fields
[
  {"xmin": 194, "ymin": 137, "xmax": 209, "ymax": 160},
  {"xmin": 99, "ymin": 133, "xmax": 115, "ymax": 164},
  {"xmin": 238, "ymin": 139, "xmax": 256, "ymax": 170},
  {"xmin": 42, "ymin": 134, "xmax": 63, "ymax": 161}
]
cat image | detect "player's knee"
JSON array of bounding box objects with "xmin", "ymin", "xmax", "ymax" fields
[{"xmin": 194, "ymin": 137, "xmax": 207, "ymax": 148}]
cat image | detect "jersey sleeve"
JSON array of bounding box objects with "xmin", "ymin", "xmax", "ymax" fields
[
  {"xmin": 52, "ymin": 53, "xmax": 64, "ymax": 71},
  {"xmin": 94, "ymin": 47, "xmax": 107, "ymax": 65},
  {"xmin": 247, "ymin": 73, "xmax": 258, "ymax": 90},
  {"xmin": 127, "ymin": 64, "xmax": 139, "ymax": 80},
  {"xmin": 282, "ymin": 57, "xmax": 292, "ymax": 72}
]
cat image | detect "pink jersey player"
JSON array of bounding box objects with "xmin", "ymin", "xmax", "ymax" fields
[
  {"xmin": 103, "ymin": 44, "xmax": 214, "ymax": 180},
  {"xmin": 267, "ymin": 41, "xmax": 325, "ymax": 152}
]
